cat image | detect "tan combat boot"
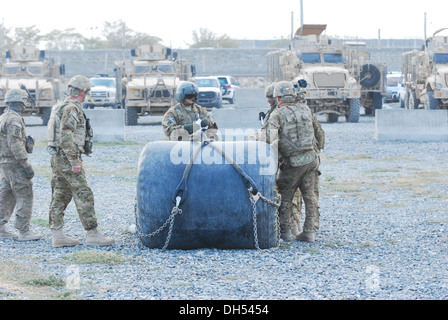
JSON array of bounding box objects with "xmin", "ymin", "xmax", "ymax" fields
[
  {"xmin": 52, "ymin": 229, "xmax": 80, "ymax": 247},
  {"xmin": 0, "ymin": 224, "xmax": 17, "ymax": 239},
  {"xmin": 18, "ymin": 229, "xmax": 43, "ymax": 241},
  {"xmin": 86, "ymin": 228, "xmax": 115, "ymax": 246},
  {"xmin": 296, "ymin": 231, "xmax": 315, "ymax": 243}
]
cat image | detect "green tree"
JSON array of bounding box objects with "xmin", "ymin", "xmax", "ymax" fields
[
  {"xmin": 10, "ymin": 25, "xmax": 42, "ymax": 47},
  {"xmin": 42, "ymin": 28, "xmax": 86, "ymax": 50},
  {"xmin": 189, "ymin": 28, "xmax": 239, "ymax": 49}
]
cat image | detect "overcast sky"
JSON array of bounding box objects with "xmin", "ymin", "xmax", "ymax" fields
[{"xmin": 1, "ymin": 0, "xmax": 447, "ymax": 48}]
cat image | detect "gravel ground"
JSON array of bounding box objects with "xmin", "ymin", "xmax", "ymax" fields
[{"xmin": 1, "ymin": 89, "xmax": 448, "ymax": 303}]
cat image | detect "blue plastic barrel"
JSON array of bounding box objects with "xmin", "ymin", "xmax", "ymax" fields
[{"xmin": 136, "ymin": 140, "xmax": 279, "ymax": 249}]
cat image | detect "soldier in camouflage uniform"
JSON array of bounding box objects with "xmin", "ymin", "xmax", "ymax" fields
[
  {"xmin": 257, "ymin": 81, "xmax": 323, "ymax": 242},
  {"xmin": 256, "ymin": 83, "xmax": 303, "ymax": 239},
  {"xmin": 163, "ymin": 81, "xmax": 218, "ymax": 141},
  {"xmin": 47, "ymin": 75, "xmax": 114, "ymax": 247},
  {"xmin": 0, "ymin": 89, "xmax": 42, "ymax": 241}
]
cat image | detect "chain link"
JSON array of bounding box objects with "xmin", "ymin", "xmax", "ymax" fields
[
  {"xmin": 249, "ymin": 191, "xmax": 282, "ymax": 250},
  {"xmin": 134, "ymin": 202, "xmax": 182, "ymax": 250}
]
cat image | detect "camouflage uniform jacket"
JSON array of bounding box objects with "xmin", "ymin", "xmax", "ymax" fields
[
  {"xmin": 0, "ymin": 109, "xmax": 29, "ymax": 164},
  {"xmin": 259, "ymin": 102, "xmax": 319, "ymax": 167},
  {"xmin": 47, "ymin": 98, "xmax": 87, "ymax": 167},
  {"xmin": 162, "ymin": 102, "xmax": 218, "ymax": 138}
]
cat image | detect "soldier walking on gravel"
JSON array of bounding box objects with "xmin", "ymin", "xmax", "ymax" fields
[
  {"xmin": 0, "ymin": 89, "xmax": 43, "ymax": 241},
  {"xmin": 46, "ymin": 75, "xmax": 114, "ymax": 247},
  {"xmin": 257, "ymin": 81, "xmax": 322, "ymax": 242}
]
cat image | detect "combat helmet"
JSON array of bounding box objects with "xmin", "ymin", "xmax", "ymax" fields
[
  {"xmin": 5, "ymin": 88, "xmax": 28, "ymax": 104},
  {"xmin": 175, "ymin": 81, "xmax": 199, "ymax": 103},
  {"xmin": 68, "ymin": 75, "xmax": 91, "ymax": 92},
  {"xmin": 265, "ymin": 83, "xmax": 276, "ymax": 98},
  {"xmin": 273, "ymin": 81, "xmax": 297, "ymax": 103}
]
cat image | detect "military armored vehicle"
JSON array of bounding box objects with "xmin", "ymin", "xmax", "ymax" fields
[
  {"xmin": 116, "ymin": 44, "xmax": 196, "ymax": 125},
  {"xmin": 0, "ymin": 46, "xmax": 65, "ymax": 125},
  {"xmin": 343, "ymin": 41, "xmax": 387, "ymax": 115},
  {"xmin": 401, "ymin": 28, "xmax": 448, "ymax": 110},
  {"xmin": 267, "ymin": 24, "xmax": 361, "ymax": 123}
]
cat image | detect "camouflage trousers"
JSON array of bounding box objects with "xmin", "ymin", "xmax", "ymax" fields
[
  {"xmin": 49, "ymin": 153, "xmax": 98, "ymax": 231},
  {"xmin": 287, "ymin": 168, "xmax": 321, "ymax": 232},
  {"xmin": 277, "ymin": 158, "xmax": 320, "ymax": 233},
  {"xmin": 0, "ymin": 163, "xmax": 34, "ymax": 232}
]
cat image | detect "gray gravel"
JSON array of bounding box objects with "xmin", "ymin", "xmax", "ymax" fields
[{"xmin": 1, "ymin": 89, "xmax": 448, "ymax": 301}]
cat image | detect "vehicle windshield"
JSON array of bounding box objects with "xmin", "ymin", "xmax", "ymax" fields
[
  {"xmin": 90, "ymin": 78, "xmax": 115, "ymax": 88},
  {"xmin": 433, "ymin": 53, "xmax": 448, "ymax": 64},
  {"xmin": 301, "ymin": 53, "xmax": 321, "ymax": 64},
  {"xmin": 323, "ymin": 53, "xmax": 344, "ymax": 64},
  {"xmin": 195, "ymin": 78, "xmax": 220, "ymax": 87},
  {"xmin": 2, "ymin": 65, "xmax": 43, "ymax": 76},
  {"xmin": 134, "ymin": 64, "xmax": 175, "ymax": 74},
  {"xmin": 387, "ymin": 77, "xmax": 400, "ymax": 86}
]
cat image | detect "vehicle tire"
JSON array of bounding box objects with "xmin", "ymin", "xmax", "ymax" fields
[
  {"xmin": 360, "ymin": 64, "xmax": 381, "ymax": 88},
  {"xmin": 347, "ymin": 98, "xmax": 360, "ymax": 123},
  {"xmin": 40, "ymin": 107, "xmax": 52, "ymax": 126},
  {"xmin": 425, "ymin": 90, "xmax": 440, "ymax": 110},
  {"xmin": 125, "ymin": 105, "xmax": 139, "ymax": 126},
  {"xmin": 229, "ymin": 93, "xmax": 235, "ymax": 104},
  {"xmin": 408, "ymin": 91, "xmax": 420, "ymax": 109},
  {"xmin": 326, "ymin": 113, "xmax": 339, "ymax": 123},
  {"xmin": 372, "ymin": 92, "xmax": 383, "ymax": 116},
  {"xmin": 399, "ymin": 97, "xmax": 405, "ymax": 108}
]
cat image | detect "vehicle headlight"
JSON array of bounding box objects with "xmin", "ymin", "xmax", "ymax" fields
[
  {"xmin": 41, "ymin": 89, "xmax": 52, "ymax": 98},
  {"xmin": 131, "ymin": 89, "xmax": 141, "ymax": 97}
]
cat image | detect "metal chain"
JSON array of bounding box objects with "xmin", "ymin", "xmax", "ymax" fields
[
  {"xmin": 134, "ymin": 190, "xmax": 281, "ymax": 251},
  {"xmin": 134, "ymin": 200, "xmax": 183, "ymax": 250},
  {"xmin": 249, "ymin": 191, "xmax": 282, "ymax": 250}
]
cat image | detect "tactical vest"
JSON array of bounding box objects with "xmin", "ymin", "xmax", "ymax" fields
[
  {"xmin": 174, "ymin": 103, "xmax": 201, "ymax": 124},
  {"xmin": 277, "ymin": 103, "xmax": 315, "ymax": 158},
  {"xmin": 47, "ymin": 99, "xmax": 88, "ymax": 154}
]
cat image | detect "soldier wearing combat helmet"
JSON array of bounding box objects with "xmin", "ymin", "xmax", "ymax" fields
[
  {"xmin": 162, "ymin": 81, "xmax": 218, "ymax": 141},
  {"xmin": 47, "ymin": 75, "xmax": 114, "ymax": 247},
  {"xmin": 0, "ymin": 89, "xmax": 43, "ymax": 240},
  {"xmin": 257, "ymin": 81, "xmax": 323, "ymax": 242}
]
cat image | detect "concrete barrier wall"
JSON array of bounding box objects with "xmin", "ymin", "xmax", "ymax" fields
[
  {"xmin": 46, "ymin": 39, "xmax": 424, "ymax": 88},
  {"xmin": 374, "ymin": 109, "xmax": 448, "ymax": 141}
]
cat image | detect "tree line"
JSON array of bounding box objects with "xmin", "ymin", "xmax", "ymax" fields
[{"xmin": 2, "ymin": 20, "xmax": 290, "ymax": 50}]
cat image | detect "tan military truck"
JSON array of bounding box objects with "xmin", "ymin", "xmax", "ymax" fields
[
  {"xmin": 402, "ymin": 28, "xmax": 448, "ymax": 110},
  {"xmin": 116, "ymin": 44, "xmax": 196, "ymax": 125},
  {"xmin": 0, "ymin": 46, "xmax": 65, "ymax": 125},
  {"xmin": 267, "ymin": 24, "xmax": 362, "ymax": 123},
  {"xmin": 343, "ymin": 41, "xmax": 387, "ymax": 115}
]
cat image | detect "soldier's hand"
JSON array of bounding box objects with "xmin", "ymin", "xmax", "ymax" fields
[
  {"xmin": 183, "ymin": 124, "xmax": 194, "ymax": 134},
  {"xmin": 72, "ymin": 165, "xmax": 82, "ymax": 174},
  {"xmin": 21, "ymin": 161, "xmax": 34, "ymax": 180}
]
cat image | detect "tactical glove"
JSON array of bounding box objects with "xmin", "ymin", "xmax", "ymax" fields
[
  {"xmin": 183, "ymin": 124, "xmax": 194, "ymax": 134},
  {"xmin": 21, "ymin": 161, "xmax": 34, "ymax": 180},
  {"xmin": 200, "ymin": 119, "xmax": 209, "ymax": 129}
]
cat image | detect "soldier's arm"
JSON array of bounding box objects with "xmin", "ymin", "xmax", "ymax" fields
[
  {"xmin": 198, "ymin": 107, "xmax": 218, "ymax": 130},
  {"xmin": 59, "ymin": 105, "xmax": 81, "ymax": 167},
  {"xmin": 7, "ymin": 120, "xmax": 28, "ymax": 162},
  {"xmin": 162, "ymin": 109, "xmax": 182, "ymax": 137},
  {"xmin": 312, "ymin": 114, "xmax": 325, "ymax": 150}
]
